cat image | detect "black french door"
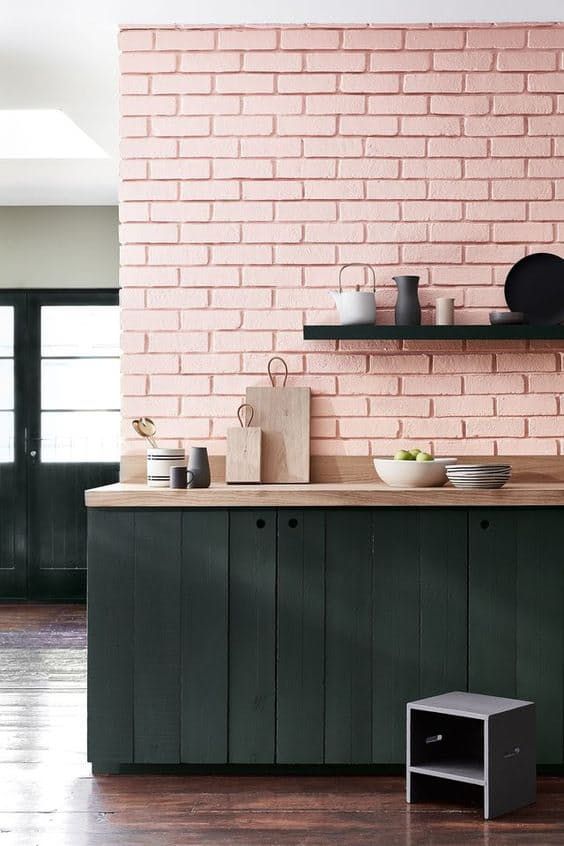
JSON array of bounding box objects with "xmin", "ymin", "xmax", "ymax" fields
[{"xmin": 0, "ymin": 290, "xmax": 120, "ymax": 599}]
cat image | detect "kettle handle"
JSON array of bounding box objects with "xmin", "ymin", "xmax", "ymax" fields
[{"xmin": 338, "ymin": 263, "xmax": 376, "ymax": 294}]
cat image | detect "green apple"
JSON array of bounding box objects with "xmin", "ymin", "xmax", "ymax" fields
[
  {"xmin": 409, "ymin": 448, "xmax": 421, "ymax": 458},
  {"xmin": 394, "ymin": 449, "xmax": 413, "ymax": 461},
  {"xmin": 416, "ymin": 451, "xmax": 433, "ymax": 462}
]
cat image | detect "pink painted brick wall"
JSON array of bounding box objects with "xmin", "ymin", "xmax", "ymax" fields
[{"xmin": 119, "ymin": 23, "xmax": 564, "ymax": 457}]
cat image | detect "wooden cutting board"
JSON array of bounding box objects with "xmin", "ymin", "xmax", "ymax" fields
[
  {"xmin": 246, "ymin": 357, "xmax": 310, "ymax": 483},
  {"xmin": 226, "ymin": 404, "xmax": 262, "ymax": 484}
]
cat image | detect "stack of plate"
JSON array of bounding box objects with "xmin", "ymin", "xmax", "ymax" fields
[{"xmin": 446, "ymin": 464, "xmax": 511, "ymax": 490}]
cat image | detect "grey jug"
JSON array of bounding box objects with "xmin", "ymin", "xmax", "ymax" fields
[
  {"xmin": 393, "ymin": 275, "xmax": 421, "ymax": 326},
  {"xmin": 187, "ymin": 446, "xmax": 211, "ymax": 488}
]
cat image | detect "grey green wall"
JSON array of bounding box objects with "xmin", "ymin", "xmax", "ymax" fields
[{"xmin": 0, "ymin": 207, "xmax": 118, "ymax": 288}]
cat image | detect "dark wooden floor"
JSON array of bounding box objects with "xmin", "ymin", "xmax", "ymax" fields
[{"xmin": 1, "ymin": 605, "xmax": 564, "ymax": 845}]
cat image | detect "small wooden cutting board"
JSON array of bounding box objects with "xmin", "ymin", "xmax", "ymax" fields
[
  {"xmin": 226, "ymin": 403, "xmax": 262, "ymax": 484},
  {"xmin": 246, "ymin": 357, "xmax": 310, "ymax": 484}
]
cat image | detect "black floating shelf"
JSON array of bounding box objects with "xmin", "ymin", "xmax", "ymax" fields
[{"xmin": 303, "ymin": 324, "xmax": 564, "ymax": 342}]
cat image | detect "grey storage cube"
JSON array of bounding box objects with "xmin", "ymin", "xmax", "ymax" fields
[{"xmin": 407, "ymin": 691, "xmax": 536, "ymax": 819}]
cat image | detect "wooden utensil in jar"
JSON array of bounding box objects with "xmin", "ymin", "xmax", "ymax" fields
[
  {"xmin": 226, "ymin": 403, "xmax": 262, "ymax": 484},
  {"xmin": 132, "ymin": 417, "xmax": 158, "ymax": 448}
]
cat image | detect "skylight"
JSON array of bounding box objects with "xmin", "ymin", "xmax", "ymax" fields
[{"xmin": 0, "ymin": 110, "xmax": 108, "ymax": 159}]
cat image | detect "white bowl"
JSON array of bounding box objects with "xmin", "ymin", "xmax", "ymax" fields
[{"xmin": 374, "ymin": 457, "xmax": 458, "ymax": 488}]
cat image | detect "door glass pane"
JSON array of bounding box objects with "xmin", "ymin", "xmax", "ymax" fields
[
  {"xmin": 41, "ymin": 412, "xmax": 120, "ymax": 463},
  {"xmin": 0, "ymin": 307, "xmax": 13, "ymax": 357},
  {"xmin": 42, "ymin": 359, "xmax": 120, "ymax": 410},
  {"xmin": 40, "ymin": 304, "xmax": 120, "ymax": 463},
  {"xmin": 0, "ymin": 309, "xmax": 14, "ymax": 462},
  {"xmin": 0, "ymin": 360, "xmax": 13, "ymax": 410},
  {"xmin": 41, "ymin": 306, "xmax": 120, "ymax": 357},
  {"xmin": 0, "ymin": 412, "xmax": 14, "ymax": 463}
]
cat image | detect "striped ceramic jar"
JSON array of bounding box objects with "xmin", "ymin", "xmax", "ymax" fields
[{"xmin": 146, "ymin": 448, "xmax": 185, "ymax": 488}]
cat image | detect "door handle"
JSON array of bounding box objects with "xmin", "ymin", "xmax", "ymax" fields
[
  {"xmin": 28, "ymin": 434, "xmax": 41, "ymax": 462},
  {"xmin": 29, "ymin": 435, "xmax": 41, "ymax": 462}
]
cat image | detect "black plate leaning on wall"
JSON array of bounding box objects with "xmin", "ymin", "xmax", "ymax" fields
[{"xmin": 505, "ymin": 252, "xmax": 564, "ymax": 325}]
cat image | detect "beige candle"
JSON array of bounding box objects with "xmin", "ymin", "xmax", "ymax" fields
[{"xmin": 436, "ymin": 297, "xmax": 455, "ymax": 326}]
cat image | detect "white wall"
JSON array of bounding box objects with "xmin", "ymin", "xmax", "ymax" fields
[
  {"xmin": 107, "ymin": 0, "xmax": 564, "ymax": 23},
  {"xmin": 0, "ymin": 207, "xmax": 118, "ymax": 288}
]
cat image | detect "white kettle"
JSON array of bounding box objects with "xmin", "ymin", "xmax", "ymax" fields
[{"xmin": 330, "ymin": 263, "xmax": 377, "ymax": 325}]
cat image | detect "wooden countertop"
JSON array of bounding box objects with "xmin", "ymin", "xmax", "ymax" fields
[{"xmin": 85, "ymin": 481, "xmax": 564, "ymax": 508}]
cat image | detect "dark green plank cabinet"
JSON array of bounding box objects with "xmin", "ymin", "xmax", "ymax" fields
[
  {"xmin": 180, "ymin": 511, "xmax": 229, "ymax": 764},
  {"xmin": 469, "ymin": 510, "xmax": 564, "ymax": 765},
  {"xmin": 277, "ymin": 510, "xmax": 325, "ymax": 764},
  {"xmin": 87, "ymin": 506, "xmax": 564, "ymax": 772},
  {"xmin": 229, "ymin": 510, "xmax": 277, "ymax": 763},
  {"xmin": 325, "ymin": 510, "xmax": 374, "ymax": 763},
  {"xmin": 134, "ymin": 512, "xmax": 182, "ymax": 763}
]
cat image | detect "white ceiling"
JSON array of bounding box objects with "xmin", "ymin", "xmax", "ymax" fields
[{"xmin": 1, "ymin": 0, "xmax": 562, "ymax": 206}]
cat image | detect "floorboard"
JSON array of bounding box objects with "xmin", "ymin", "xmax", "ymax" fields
[{"xmin": 0, "ymin": 603, "xmax": 563, "ymax": 845}]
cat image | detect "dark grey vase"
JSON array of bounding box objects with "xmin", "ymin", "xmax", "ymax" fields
[
  {"xmin": 393, "ymin": 275, "xmax": 421, "ymax": 326},
  {"xmin": 187, "ymin": 446, "xmax": 211, "ymax": 488}
]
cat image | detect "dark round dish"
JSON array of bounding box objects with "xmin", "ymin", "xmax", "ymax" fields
[
  {"xmin": 489, "ymin": 311, "xmax": 526, "ymax": 325},
  {"xmin": 505, "ymin": 252, "xmax": 564, "ymax": 325}
]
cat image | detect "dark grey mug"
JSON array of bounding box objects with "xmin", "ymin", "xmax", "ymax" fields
[
  {"xmin": 169, "ymin": 466, "xmax": 194, "ymax": 490},
  {"xmin": 187, "ymin": 447, "xmax": 211, "ymax": 489}
]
